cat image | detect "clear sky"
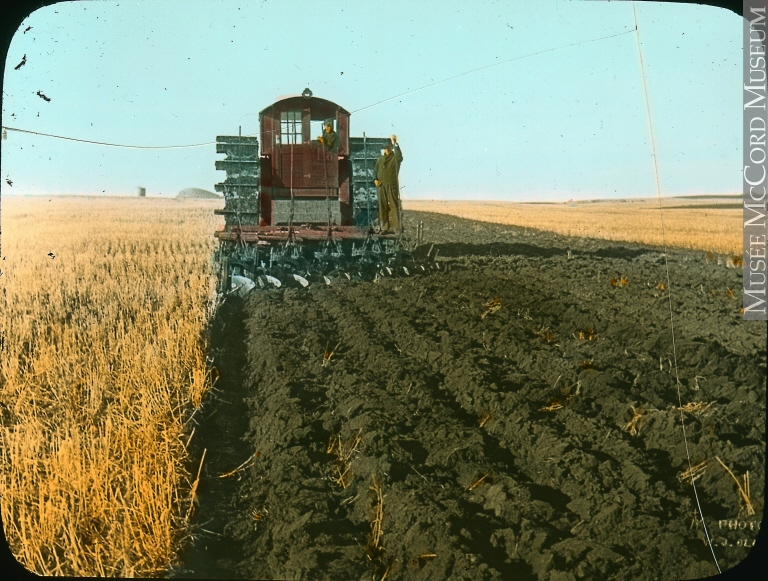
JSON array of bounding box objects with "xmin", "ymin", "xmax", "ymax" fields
[{"xmin": 0, "ymin": 0, "xmax": 742, "ymax": 201}]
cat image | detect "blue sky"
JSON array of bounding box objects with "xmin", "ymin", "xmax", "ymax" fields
[{"xmin": 1, "ymin": 0, "xmax": 742, "ymax": 201}]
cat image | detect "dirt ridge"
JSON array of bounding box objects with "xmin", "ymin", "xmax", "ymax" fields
[{"xmin": 175, "ymin": 212, "xmax": 765, "ymax": 580}]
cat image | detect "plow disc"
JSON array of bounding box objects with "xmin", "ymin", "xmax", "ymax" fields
[{"xmin": 217, "ymin": 235, "xmax": 439, "ymax": 296}]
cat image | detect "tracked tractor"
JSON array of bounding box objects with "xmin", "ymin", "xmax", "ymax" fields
[{"xmin": 214, "ymin": 89, "xmax": 430, "ymax": 293}]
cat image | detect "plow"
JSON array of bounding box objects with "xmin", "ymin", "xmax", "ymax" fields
[
  {"xmin": 218, "ymin": 235, "xmax": 437, "ymax": 294},
  {"xmin": 213, "ymin": 89, "xmax": 435, "ymax": 295}
]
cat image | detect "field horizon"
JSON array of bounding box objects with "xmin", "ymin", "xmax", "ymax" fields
[
  {"xmin": 403, "ymin": 197, "xmax": 743, "ymax": 256},
  {"xmin": 1, "ymin": 194, "xmax": 742, "ymax": 257},
  {"xmin": 2, "ymin": 192, "xmax": 740, "ymax": 200}
]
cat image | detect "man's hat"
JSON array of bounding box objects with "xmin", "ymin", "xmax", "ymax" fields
[
  {"xmin": 382, "ymin": 142, "xmax": 393, "ymax": 151},
  {"xmin": 324, "ymin": 118, "xmax": 334, "ymax": 126}
]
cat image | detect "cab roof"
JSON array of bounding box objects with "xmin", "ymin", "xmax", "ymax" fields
[{"xmin": 259, "ymin": 95, "xmax": 350, "ymax": 118}]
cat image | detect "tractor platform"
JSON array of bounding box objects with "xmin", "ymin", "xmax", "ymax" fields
[{"xmin": 214, "ymin": 224, "xmax": 397, "ymax": 244}]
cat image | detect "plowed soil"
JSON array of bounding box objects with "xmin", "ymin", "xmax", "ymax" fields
[{"xmin": 173, "ymin": 211, "xmax": 766, "ymax": 581}]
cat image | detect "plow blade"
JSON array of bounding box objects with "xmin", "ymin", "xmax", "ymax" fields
[{"xmin": 218, "ymin": 235, "xmax": 436, "ymax": 295}]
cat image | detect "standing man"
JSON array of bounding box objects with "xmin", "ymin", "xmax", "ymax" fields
[
  {"xmin": 317, "ymin": 119, "xmax": 338, "ymax": 151},
  {"xmin": 374, "ymin": 135, "xmax": 403, "ymax": 233}
]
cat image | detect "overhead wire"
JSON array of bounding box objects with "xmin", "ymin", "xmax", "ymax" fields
[
  {"xmin": 1, "ymin": 25, "xmax": 637, "ymax": 150},
  {"xmin": 0, "ymin": 125, "xmax": 215, "ymax": 149},
  {"xmin": 350, "ymin": 27, "xmax": 636, "ymax": 114},
  {"xmin": 631, "ymin": 2, "xmax": 721, "ymax": 573}
]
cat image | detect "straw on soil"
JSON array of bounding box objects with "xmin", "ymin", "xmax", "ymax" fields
[
  {"xmin": 576, "ymin": 327, "xmax": 597, "ymax": 341},
  {"xmin": 715, "ymin": 456, "xmax": 755, "ymax": 516},
  {"xmin": 468, "ymin": 473, "xmax": 491, "ymax": 491},
  {"xmin": 623, "ymin": 406, "xmax": 647, "ymax": 437},
  {"xmin": 677, "ymin": 460, "xmax": 709, "ymax": 485},
  {"xmin": 219, "ymin": 452, "xmax": 257, "ymax": 479},
  {"xmin": 481, "ymin": 298, "xmax": 502, "ymax": 319},
  {"xmin": 532, "ymin": 326, "xmax": 556, "ymax": 343},
  {"xmin": 677, "ymin": 401, "xmax": 714, "ymax": 415},
  {"xmin": 322, "ymin": 341, "xmax": 340, "ymax": 367},
  {"xmin": 366, "ymin": 476, "xmax": 385, "ymax": 560},
  {"xmin": 327, "ymin": 431, "xmax": 362, "ymax": 488}
]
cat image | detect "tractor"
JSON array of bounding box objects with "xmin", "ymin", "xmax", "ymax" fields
[{"xmin": 214, "ymin": 89, "xmax": 428, "ymax": 293}]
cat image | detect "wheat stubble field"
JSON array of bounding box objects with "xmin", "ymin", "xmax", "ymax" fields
[
  {"xmin": 0, "ymin": 196, "xmax": 221, "ymax": 576},
  {"xmin": 0, "ymin": 194, "xmax": 758, "ymax": 579},
  {"xmin": 403, "ymin": 197, "xmax": 743, "ymax": 256}
]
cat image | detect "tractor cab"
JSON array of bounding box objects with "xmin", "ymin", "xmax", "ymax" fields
[{"xmin": 258, "ymin": 94, "xmax": 351, "ymax": 226}]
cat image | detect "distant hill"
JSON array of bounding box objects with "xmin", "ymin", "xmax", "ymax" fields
[{"xmin": 177, "ymin": 188, "xmax": 221, "ymax": 199}]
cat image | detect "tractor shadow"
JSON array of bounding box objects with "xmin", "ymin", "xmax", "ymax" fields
[
  {"xmin": 414, "ymin": 241, "xmax": 652, "ymax": 261},
  {"xmin": 171, "ymin": 297, "xmax": 251, "ymax": 579}
]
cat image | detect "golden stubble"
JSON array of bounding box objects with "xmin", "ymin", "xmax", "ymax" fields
[
  {"xmin": 403, "ymin": 199, "xmax": 742, "ymax": 255},
  {"xmin": 0, "ymin": 196, "xmax": 221, "ymax": 576}
]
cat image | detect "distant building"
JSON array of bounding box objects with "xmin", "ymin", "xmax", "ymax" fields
[
  {"xmin": 135, "ymin": 187, "xmax": 146, "ymax": 197},
  {"xmin": 176, "ymin": 188, "xmax": 221, "ymax": 199}
]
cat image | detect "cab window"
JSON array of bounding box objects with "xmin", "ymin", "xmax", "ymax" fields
[{"xmin": 279, "ymin": 111, "xmax": 303, "ymax": 144}]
